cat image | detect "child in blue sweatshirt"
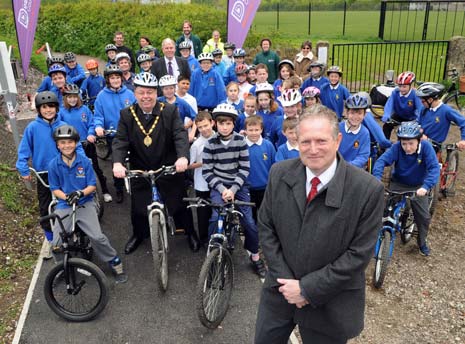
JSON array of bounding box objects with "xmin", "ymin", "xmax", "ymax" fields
[
  {"xmin": 300, "ymin": 61, "xmax": 329, "ymax": 94},
  {"xmin": 48, "ymin": 125, "xmax": 127, "ymax": 283},
  {"xmin": 373, "ymin": 121, "xmax": 440, "ymax": 256},
  {"xmin": 16, "ymin": 92, "xmax": 84, "ymax": 258},
  {"xmin": 415, "ymin": 82, "xmax": 465, "ymax": 151},
  {"xmin": 382, "ymin": 71, "xmax": 423, "ymax": 140},
  {"xmin": 60, "ymin": 83, "xmax": 112, "ymax": 202},
  {"xmin": 189, "ymin": 53, "xmax": 226, "ymax": 111},
  {"xmin": 275, "ymin": 117, "xmax": 299, "ymax": 162},
  {"xmin": 178, "ymin": 41, "xmax": 200, "ymax": 73},
  {"xmin": 244, "ymin": 115, "xmax": 275, "ymax": 221},
  {"xmin": 319, "ymin": 66, "xmax": 350, "ymax": 120},
  {"xmin": 338, "ymin": 94, "xmax": 371, "ymax": 169},
  {"xmin": 93, "ymin": 65, "xmax": 136, "ymax": 203},
  {"xmin": 64, "ymin": 52, "xmax": 86, "ymax": 88},
  {"xmin": 80, "ymin": 59, "xmax": 105, "ymax": 110}
]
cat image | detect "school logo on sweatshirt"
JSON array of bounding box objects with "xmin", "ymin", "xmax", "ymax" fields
[
  {"xmin": 125, "ymin": 99, "xmax": 131, "ymax": 106},
  {"xmin": 407, "ymin": 100, "xmax": 413, "ymax": 107},
  {"xmin": 435, "ymin": 116, "xmax": 440, "ymax": 123},
  {"xmin": 76, "ymin": 166, "xmax": 85, "ymax": 178},
  {"xmin": 417, "ymin": 159, "xmax": 422, "ymax": 165},
  {"xmin": 263, "ymin": 153, "xmax": 268, "ymax": 161},
  {"xmin": 353, "ymin": 140, "xmax": 359, "ymax": 149},
  {"xmin": 81, "ymin": 112, "xmax": 88, "ymax": 122},
  {"xmin": 208, "ymin": 77, "xmax": 215, "ymax": 87}
]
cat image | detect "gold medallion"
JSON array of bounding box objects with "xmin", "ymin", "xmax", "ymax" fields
[{"xmin": 144, "ymin": 136, "xmax": 152, "ymax": 147}]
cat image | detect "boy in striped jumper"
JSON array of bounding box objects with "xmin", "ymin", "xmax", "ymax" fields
[{"xmin": 202, "ymin": 104, "xmax": 267, "ymax": 278}]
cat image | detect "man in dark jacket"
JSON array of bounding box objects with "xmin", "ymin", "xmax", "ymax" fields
[
  {"xmin": 175, "ymin": 20, "xmax": 202, "ymax": 58},
  {"xmin": 114, "ymin": 31, "xmax": 136, "ymax": 73},
  {"xmin": 112, "ymin": 72, "xmax": 200, "ymax": 254},
  {"xmin": 255, "ymin": 105, "xmax": 384, "ymax": 343}
]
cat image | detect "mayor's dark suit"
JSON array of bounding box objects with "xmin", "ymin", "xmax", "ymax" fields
[
  {"xmin": 255, "ymin": 154, "xmax": 384, "ymax": 343},
  {"xmin": 151, "ymin": 57, "xmax": 191, "ymax": 96}
]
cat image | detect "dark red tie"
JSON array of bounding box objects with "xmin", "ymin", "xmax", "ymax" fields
[{"xmin": 306, "ymin": 177, "xmax": 320, "ymax": 203}]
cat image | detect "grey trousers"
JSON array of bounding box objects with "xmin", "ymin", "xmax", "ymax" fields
[
  {"xmin": 52, "ymin": 200, "xmax": 117, "ymax": 262},
  {"xmin": 390, "ymin": 181, "xmax": 431, "ymax": 246}
]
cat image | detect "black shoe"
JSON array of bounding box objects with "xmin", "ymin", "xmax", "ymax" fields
[
  {"xmin": 116, "ymin": 190, "xmax": 124, "ymax": 204},
  {"xmin": 124, "ymin": 236, "xmax": 143, "ymax": 254},
  {"xmin": 187, "ymin": 234, "xmax": 200, "ymax": 252},
  {"xmin": 250, "ymin": 257, "xmax": 267, "ymax": 279}
]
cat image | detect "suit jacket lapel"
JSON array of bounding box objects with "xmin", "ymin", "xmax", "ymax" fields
[{"xmin": 282, "ymin": 159, "xmax": 307, "ymax": 219}]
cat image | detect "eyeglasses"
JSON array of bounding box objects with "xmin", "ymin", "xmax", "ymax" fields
[{"xmin": 302, "ymin": 47, "xmax": 311, "ymax": 50}]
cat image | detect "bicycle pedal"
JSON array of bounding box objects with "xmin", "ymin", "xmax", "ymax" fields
[{"xmin": 174, "ymin": 228, "xmax": 185, "ymax": 235}]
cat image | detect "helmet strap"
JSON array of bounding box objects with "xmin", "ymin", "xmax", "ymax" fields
[
  {"xmin": 218, "ymin": 131, "xmax": 233, "ymax": 141},
  {"xmin": 60, "ymin": 151, "xmax": 76, "ymax": 166}
]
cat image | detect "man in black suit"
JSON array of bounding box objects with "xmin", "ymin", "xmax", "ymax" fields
[
  {"xmin": 255, "ymin": 105, "xmax": 384, "ymax": 344},
  {"xmin": 151, "ymin": 38, "xmax": 191, "ymax": 95}
]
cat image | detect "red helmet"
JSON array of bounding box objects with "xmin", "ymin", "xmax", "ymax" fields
[
  {"xmin": 396, "ymin": 71, "xmax": 415, "ymax": 85},
  {"xmin": 85, "ymin": 59, "xmax": 99, "ymax": 70}
]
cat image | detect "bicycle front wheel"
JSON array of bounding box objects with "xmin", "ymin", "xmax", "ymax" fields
[
  {"xmin": 373, "ymin": 230, "xmax": 391, "ymax": 289},
  {"xmin": 443, "ymin": 150, "xmax": 459, "ymax": 196},
  {"xmin": 96, "ymin": 140, "xmax": 111, "ymax": 160},
  {"xmin": 196, "ymin": 247, "xmax": 234, "ymax": 329},
  {"xmin": 44, "ymin": 258, "xmax": 109, "ymax": 322},
  {"xmin": 400, "ymin": 205, "xmax": 416, "ymax": 244},
  {"xmin": 151, "ymin": 213, "xmax": 169, "ymax": 291},
  {"xmin": 445, "ymin": 93, "xmax": 465, "ymax": 115}
]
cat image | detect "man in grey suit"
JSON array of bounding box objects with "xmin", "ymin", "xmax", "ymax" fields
[
  {"xmin": 255, "ymin": 105, "xmax": 384, "ymax": 344},
  {"xmin": 151, "ymin": 38, "xmax": 191, "ymax": 96}
]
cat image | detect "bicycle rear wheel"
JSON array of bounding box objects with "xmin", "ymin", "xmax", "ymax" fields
[
  {"xmin": 428, "ymin": 183, "xmax": 439, "ymax": 216},
  {"xmin": 44, "ymin": 258, "xmax": 109, "ymax": 321},
  {"xmin": 400, "ymin": 205, "xmax": 416, "ymax": 244},
  {"xmin": 443, "ymin": 150, "xmax": 459, "ymax": 197},
  {"xmin": 196, "ymin": 247, "xmax": 234, "ymax": 329},
  {"xmin": 96, "ymin": 139, "xmax": 111, "ymax": 160},
  {"xmin": 150, "ymin": 213, "xmax": 169, "ymax": 291},
  {"xmin": 373, "ymin": 230, "xmax": 391, "ymax": 289},
  {"xmin": 445, "ymin": 93, "xmax": 465, "ymax": 115},
  {"xmin": 94, "ymin": 174, "xmax": 104, "ymax": 219}
]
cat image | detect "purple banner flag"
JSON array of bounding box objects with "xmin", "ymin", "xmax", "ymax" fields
[
  {"xmin": 228, "ymin": 0, "xmax": 261, "ymax": 49},
  {"xmin": 12, "ymin": 0, "xmax": 41, "ymax": 80}
]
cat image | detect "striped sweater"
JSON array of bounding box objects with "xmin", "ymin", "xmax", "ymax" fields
[{"xmin": 202, "ymin": 132, "xmax": 250, "ymax": 194}]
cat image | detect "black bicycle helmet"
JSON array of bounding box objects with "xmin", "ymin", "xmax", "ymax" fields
[
  {"xmin": 415, "ymin": 82, "xmax": 444, "ymax": 99},
  {"xmin": 104, "ymin": 64, "xmax": 123, "ymax": 78},
  {"xmin": 53, "ymin": 125, "xmax": 80, "ymax": 142},
  {"xmin": 35, "ymin": 91, "xmax": 59, "ymax": 111},
  {"xmin": 396, "ymin": 121, "xmax": 422, "ymax": 140},
  {"xmin": 224, "ymin": 42, "xmax": 236, "ymax": 50},
  {"xmin": 46, "ymin": 56, "xmax": 65, "ymax": 68},
  {"xmin": 212, "ymin": 48, "xmax": 223, "ymax": 57},
  {"xmin": 63, "ymin": 52, "xmax": 76, "ymax": 63}
]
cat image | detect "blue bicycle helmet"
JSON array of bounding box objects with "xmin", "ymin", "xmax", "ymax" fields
[
  {"xmin": 345, "ymin": 93, "xmax": 369, "ymax": 110},
  {"xmin": 397, "ymin": 121, "xmax": 422, "ymax": 139},
  {"xmin": 48, "ymin": 64, "xmax": 67, "ymax": 77}
]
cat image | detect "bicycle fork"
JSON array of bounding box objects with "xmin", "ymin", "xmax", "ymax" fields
[
  {"xmin": 148, "ymin": 207, "xmax": 169, "ymax": 252},
  {"xmin": 374, "ymin": 225, "xmax": 396, "ymax": 260}
]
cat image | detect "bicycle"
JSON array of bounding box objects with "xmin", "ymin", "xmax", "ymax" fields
[
  {"xmin": 442, "ymin": 68, "xmax": 465, "ymax": 115},
  {"xmin": 373, "ymin": 189, "xmax": 417, "ymax": 289},
  {"xmin": 183, "ymin": 197, "xmax": 255, "ymax": 329},
  {"xmin": 95, "ymin": 128, "xmax": 117, "ymax": 161},
  {"xmin": 369, "ymin": 69, "xmax": 396, "ymax": 118},
  {"xmin": 429, "ymin": 140, "xmax": 459, "ymax": 199},
  {"xmin": 125, "ymin": 165, "xmax": 177, "ymax": 292},
  {"xmin": 39, "ymin": 201, "xmax": 109, "ymax": 321}
]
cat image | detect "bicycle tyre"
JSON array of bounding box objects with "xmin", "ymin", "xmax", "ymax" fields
[
  {"xmin": 444, "ymin": 93, "xmax": 465, "ymax": 115},
  {"xmin": 151, "ymin": 213, "xmax": 169, "ymax": 291},
  {"xmin": 428, "ymin": 183, "xmax": 439, "ymax": 216},
  {"xmin": 94, "ymin": 174, "xmax": 104, "ymax": 219},
  {"xmin": 400, "ymin": 205, "xmax": 416, "ymax": 244},
  {"xmin": 373, "ymin": 230, "xmax": 391, "ymax": 289},
  {"xmin": 96, "ymin": 139, "xmax": 111, "ymax": 160},
  {"xmin": 443, "ymin": 150, "xmax": 459, "ymax": 197},
  {"xmin": 44, "ymin": 258, "xmax": 109, "ymax": 322},
  {"xmin": 370, "ymin": 105, "xmax": 384, "ymax": 118},
  {"xmin": 196, "ymin": 247, "xmax": 234, "ymax": 329}
]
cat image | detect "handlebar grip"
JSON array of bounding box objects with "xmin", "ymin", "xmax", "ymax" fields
[
  {"xmin": 39, "ymin": 213, "xmax": 57, "ymax": 225},
  {"xmin": 183, "ymin": 197, "xmax": 200, "ymax": 202},
  {"xmin": 234, "ymin": 200, "xmax": 256, "ymax": 207}
]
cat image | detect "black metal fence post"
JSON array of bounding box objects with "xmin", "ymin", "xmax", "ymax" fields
[
  {"xmin": 378, "ymin": 1, "xmax": 387, "ymax": 40},
  {"xmin": 308, "ymin": 1, "xmax": 311, "ymax": 36},
  {"xmin": 277, "ymin": 2, "xmax": 280, "ymax": 31},
  {"xmin": 422, "ymin": 1, "xmax": 431, "ymax": 40}
]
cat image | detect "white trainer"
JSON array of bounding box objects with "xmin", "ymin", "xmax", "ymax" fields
[{"xmin": 103, "ymin": 193, "xmax": 113, "ymax": 203}]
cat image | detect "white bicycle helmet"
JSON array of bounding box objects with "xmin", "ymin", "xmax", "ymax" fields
[
  {"xmin": 198, "ymin": 52, "xmax": 214, "ymax": 62},
  {"xmin": 158, "ymin": 75, "xmax": 177, "ymax": 87},
  {"xmin": 254, "ymin": 83, "xmax": 274, "ymax": 95},
  {"xmin": 212, "ymin": 103, "xmax": 238, "ymax": 121},
  {"xmin": 137, "ymin": 53, "xmax": 151, "ymax": 64},
  {"xmin": 115, "ymin": 52, "xmax": 131, "ymax": 63},
  {"xmin": 133, "ymin": 72, "xmax": 158, "ymax": 88},
  {"xmin": 278, "ymin": 89, "xmax": 302, "ymax": 107}
]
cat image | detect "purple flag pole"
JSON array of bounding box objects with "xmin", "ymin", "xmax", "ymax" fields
[
  {"xmin": 12, "ymin": 0, "xmax": 41, "ymax": 80},
  {"xmin": 228, "ymin": 0, "xmax": 261, "ymax": 48}
]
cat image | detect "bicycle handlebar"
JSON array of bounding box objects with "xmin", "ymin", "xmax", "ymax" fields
[
  {"xmin": 183, "ymin": 197, "xmax": 255, "ymax": 208},
  {"xmin": 384, "ymin": 189, "xmax": 417, "ymax": 198},
  {"xmin": 29, "ymin": 167, "xmax": 50, "ymax": 188},
  {"xmin": 126, "ymin": 165, "xmax": 177, "ymax": 179}
]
